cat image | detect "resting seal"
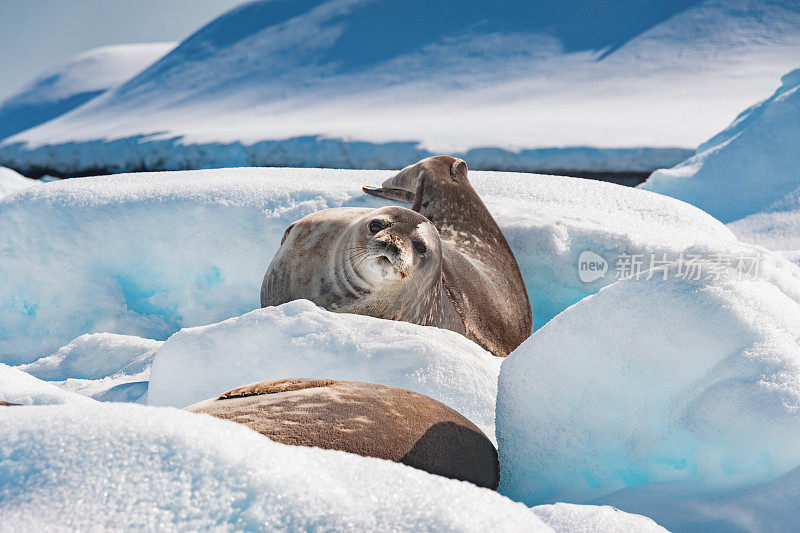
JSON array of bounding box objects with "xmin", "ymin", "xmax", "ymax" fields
[
  {"xmin": 186, "ymin": 378, "xmax": 499, "ymax": 489},
  {"xmin": 261, "ymin": 155, "xmax": 532, "ymax": 356}
]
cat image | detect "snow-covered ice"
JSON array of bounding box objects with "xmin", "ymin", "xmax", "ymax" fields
[
  {"xmin": 19, "ymin": 332, "xmax": 159, "ymax": 381},
  {"xmin": 727, "ymin": 210, "xmax": 800, "ymax": 265},
  {"xmin": 2, "ymin": 0, "xmax": 799, "ymax": 175},
  {"xmin": 531, "ymin": 503, "xmax": 666, "ymax": 533},
  {"xmin": 0, "ymin": 363, "xmax": 91, "ymax": 405},
  {"xmin": 1, "ymin": 3, "xmax": 796, "ymax": 530},
  {"xmin": 643, "ymin": 69, "xmax": 800, "ymax": 225},
  {"xmin": 0, "ymin": 401, "xmax": 666, "ymax": 532},
  {"xmin": 604, "ymin": 68, "xmax": 800, "ymax": 529},
  {"xmin": 0, "ymin": 166, "xmax": 733, "ymax": 364},
  {"xmin": 16, "ymin": 332, "xmax": 160, "ymax": 404},
  {"xmin": 0, "ymin": 155, "xmax": 796, "ymax": 529},
  {"xmin": 497, "ymin": 256, "xmax": 800, "ymax": 531},
  {"xmin": 0, "ymin": 367, "xmax": 667, "ymax": 531},
  {"xmin": 601, "ymin": 462, "xmax": 800, "ymax": 532},
  {"xmin": 0, "ymin": 166, "xmax": 35, "ymax": 197},
  {"xmin": 0, "ymin": 402, "xmax": 548, "ymax": 531},
  {"xmin": 147, "ymin": 300, "xmax": 500, "ymax": 438},
  {"xmin": 643, "ymin": 67, "xmax": 800, "ymax": 264}
]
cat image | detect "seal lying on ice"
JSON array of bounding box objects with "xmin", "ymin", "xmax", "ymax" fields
[
  {"xmin": 186, "ymin": 378, "xmax": 499, "ymax": 489},
  {"xmin": 261, "ymin": 156, "xmax": 532, "ymax": 356}
]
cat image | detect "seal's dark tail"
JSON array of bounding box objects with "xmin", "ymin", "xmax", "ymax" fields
[{"xmin": 362, "ymin": 185, "xmax": 415, "ymax": 204}]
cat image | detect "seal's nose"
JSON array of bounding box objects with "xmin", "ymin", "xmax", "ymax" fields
[
  {"xmin": 386, "ymin": 239, "xmax": 402, "ymax": 255},
  {"xmin": 376, "ymin": 235, "xmax": 403, "ymax": 257}
]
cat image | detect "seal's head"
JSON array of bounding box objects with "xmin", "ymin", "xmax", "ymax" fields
[
  {"xmin": 363, "ymin": 207, "xmax": 439, "ymax": 280},
  {"xmin": 334, "ymin": 206, "xmax": 442, "ymax": 311}
]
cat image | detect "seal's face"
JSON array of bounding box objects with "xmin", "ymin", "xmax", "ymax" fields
[{"xmin": 351, "ymin": 206, "xmax": 441, "ymax": 285}]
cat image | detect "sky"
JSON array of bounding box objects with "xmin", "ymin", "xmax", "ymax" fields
[{"xmin": 0, "ymin": 0, "xmax": 246, "ymax": 102}]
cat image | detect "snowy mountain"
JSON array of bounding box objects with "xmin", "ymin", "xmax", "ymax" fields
[
  {"xmin": 0, "ymin": 43, "xmax": 175, "ymax": 142},
  {"xmin": 1, "ymin": 0, "xmax": 798, "ymax": 177}
]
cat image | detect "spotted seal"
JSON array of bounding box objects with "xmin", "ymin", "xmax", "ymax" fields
[
  {"xmin": 261, "ymin": 156, "xmax": 532, "ymax": 356},
  {"xmin": 186, "ymin": 378, "xmax": 499, "ymax": 488}
]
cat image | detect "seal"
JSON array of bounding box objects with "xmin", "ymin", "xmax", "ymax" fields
[
  {"xmin": 186, "ymin": 378, "xmax": 500, "ymax": 489},
  {"xmin": 261, "ymin": 155, "xmax": 532, "ymax": 357}
]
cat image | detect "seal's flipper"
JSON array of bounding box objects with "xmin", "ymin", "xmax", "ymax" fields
[{"xmin": 362, "ymin": 185, "xmax": 415, "ymax": 203}]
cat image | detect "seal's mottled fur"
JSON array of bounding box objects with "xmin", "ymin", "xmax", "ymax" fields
[
  {"xmin": 187, "ymin": 378, "xmax": 500, "ymax": 489},
  {"xmin": 261, "ymin": 156, "xmax": 532, "ymax": 356}
]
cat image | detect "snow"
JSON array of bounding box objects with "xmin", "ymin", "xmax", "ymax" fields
[
  {"xmin": 1, "ymin": 5, "xmax": 796, "ymax": 529},
  {"xmin": 642, "ymin": 69, "xmax": 800, "ymax": 224},
  {"xmin": 531, "ymin": 503, "xmax": 665, "ymax": 533},
  {"xmin": 0, "ymin": 166, "xmax": 732, "ymax": 365},
  {"xmin": 3, "ymin": 161, "xmax": 795, "ymax": 529},
  {"xmin": 19, "ymin": 332, "xmax": 159, "ymax": 381},
  {"xmin": 0, "ymin": 363, "xmax": 91, "ymax": 405},
  {"xmin": 642, "ymin": 67, "xmax": 800, "ymax": 266},
  {"xmin": 727, "ymin": 210, "xmax": 800, "ymax": 261},
  {"xmin": 0, "ymin": 43, "xmax": 175, "ymax": 142},
  {"xmin": 15, "ymin": 333, "xmax": 160, "ymax": 404},
  {"xmin": 147, "ymin": 300, "xmax": 500, "ymax": 438},
  {"xmin": 601, "ymin": 465, "xmax": 800, "ymax": 532},
  {"xmin": 0, "ymin": 166, "xmax": 35, "ymax": 197},
  {"xmin": 0, "ymin": 402, "xmax": 554, "ymax": 532},
  {"xmin": 0, "ymin": 354, "xmax": 666, "ymax": 532},
  {"xmin": 2, "ymin": 0, "xmax": 799, "ymax": 175},
  {"xmin": 496, "ymin": 256, "xmax": 800, "ymax": 531}
]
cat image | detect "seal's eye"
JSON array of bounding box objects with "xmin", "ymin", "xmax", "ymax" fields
[
  {"xmin": 413, "ymin": 240, "xmax": 427, "ymax": 254},
  {"xmin": 369, "ymin": 220, "xmax": 385, "ymax": 234}
]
